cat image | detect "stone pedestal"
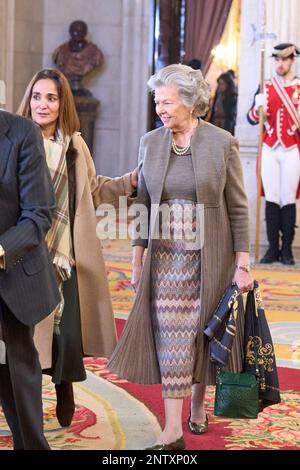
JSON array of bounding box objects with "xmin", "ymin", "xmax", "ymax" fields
[{"xmin": 74, "ymin": 95, "xmax": 99, "ymax": 155}]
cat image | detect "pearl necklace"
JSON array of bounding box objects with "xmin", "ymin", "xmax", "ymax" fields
[{"xmin": 171, "ymin": 139, "xmax": 191, "ymax": 155}]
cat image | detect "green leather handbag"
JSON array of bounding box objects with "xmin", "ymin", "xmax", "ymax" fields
[
  {"xmin": 214, "ymin": 369, "xmax": 259, "ymax": 419},
  {"xmin": 213, "ymin": 287, "xmax": 261, "ymax": 419}
]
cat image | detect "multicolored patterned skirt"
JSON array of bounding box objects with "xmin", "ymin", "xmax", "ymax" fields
[{"xmin": 150, "ymin": 199, "xmax": 201, "ymax": 398}]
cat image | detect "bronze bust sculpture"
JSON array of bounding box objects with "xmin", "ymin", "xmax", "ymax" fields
[{"xmin": 53, "ymin": 20, "xmax": 104, "ymax": 94}]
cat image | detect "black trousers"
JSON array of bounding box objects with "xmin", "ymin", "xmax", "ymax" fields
[{"xmin": 0, "ymin": 298, "xmax": 50, "ymax": 450}]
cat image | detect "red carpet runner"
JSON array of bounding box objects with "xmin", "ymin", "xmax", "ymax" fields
[{"xmin": 84, "ymin": 318, "xmax": 300, "ymax": 451}]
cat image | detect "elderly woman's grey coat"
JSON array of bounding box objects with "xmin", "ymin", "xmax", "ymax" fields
[{"xmin": 108, "ymin": 120, "xmax": 250, "ymax": 385}]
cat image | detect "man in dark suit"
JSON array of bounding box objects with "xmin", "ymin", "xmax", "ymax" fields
[{"xmin": 0, "ymin": 110, "xmax": 60, "ymax": 450}]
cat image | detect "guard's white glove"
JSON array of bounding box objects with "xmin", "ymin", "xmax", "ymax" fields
[{"xmin": 254, "ymin": 93, "xmax": 265, "ymax": 112}]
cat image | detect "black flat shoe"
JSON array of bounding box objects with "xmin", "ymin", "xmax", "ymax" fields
[
  {"xmin": 188, "ymin": 413, "xmax": 208, "ymax": 434},
  {"xmin": 281, "ymin": 249, "xmax": 295, "ymax": 265},
  {"xmin": 145, "ymin": 436, "xmax": 185, "ymax": 450},
  {"xmin": 259, "ymin": 249, "xmax": 280, "ymax": 264}
]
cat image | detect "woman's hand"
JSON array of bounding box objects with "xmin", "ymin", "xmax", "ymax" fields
[
  {"xmin": 130, "ymin": 167, "xmax": 138, "ymax": 188},
  {"xmin": 232, "ymin": 267, "xmax": 254, "ymax": 294},
  {"xmin": 131, "ymin": 262, "xmax": 143, "ymax": 292}
]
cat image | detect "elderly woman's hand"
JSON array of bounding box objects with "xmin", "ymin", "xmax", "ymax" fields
[
  {"xmin": 130, "ymin": 167, "xmax": 138, "ymax": 188},
  {"xmin": 232, "ymin": 266, "xmax": 254, "ymax": 294}
]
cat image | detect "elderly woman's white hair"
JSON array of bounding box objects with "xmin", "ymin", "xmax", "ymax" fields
[{"xmin": 147, "ymin": 63, "xmax": 210, "ymax": 118}]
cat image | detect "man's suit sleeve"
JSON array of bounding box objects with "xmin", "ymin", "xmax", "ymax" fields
[{"xmin": 0, "ymin": 121, "xmax": 55, "ymax": 271}]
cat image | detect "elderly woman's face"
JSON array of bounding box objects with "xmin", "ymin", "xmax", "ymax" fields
[{"xmin": 154, "ymin": 85, "xmax": 192, "ymax": 130}]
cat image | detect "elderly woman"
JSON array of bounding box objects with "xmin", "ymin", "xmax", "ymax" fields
[
  {"xmin": 17, "ymin": 68, "xmax": 137, "ymax": 427},
  {"xmin": 108, "ymin": 64, "xmax": 253, "ymax": 450}
]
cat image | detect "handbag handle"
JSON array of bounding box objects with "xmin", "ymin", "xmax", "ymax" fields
[
  {"xmin": 216, "ymin": 285, "xmax": 261, "ymax": 378},
  {"xmin": 247, "ymin": 283, "xmax": 260, "ymax": 378}
]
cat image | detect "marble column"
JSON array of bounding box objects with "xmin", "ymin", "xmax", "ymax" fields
[
  {"xmin": 13, "ymin": 0, "xmax": 44, "ymax": 111},
  {"xmin": 236, "ymin": 0, "xmax": 300, "ymax": 254},
  {"xmin": 0, "ymin": 0, "xmax": 44, "ymax": 112},
  {"xmin": 265, "ymin": 0, "xmax": 300, "ymax": 79},
  {"xmin": 0, "ymin": 0, "xmax": 15, "ymax": 111},
  {"xmin": 118, "ymin": 0, "xmax": 154, "ymax": 174}
]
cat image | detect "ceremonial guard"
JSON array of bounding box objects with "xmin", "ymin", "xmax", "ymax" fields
[{"xmin": 247, "ymin": 43, "xmax": 300, "ymax": 265}]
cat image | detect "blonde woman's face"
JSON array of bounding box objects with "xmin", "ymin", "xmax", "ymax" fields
[
  {"xmin": 30, "ymin": 79, "xmax": 60, "ymax": 135},
  {"xmin": 154, "ymin": 85, "xmax": 192, "ymax": 131}
]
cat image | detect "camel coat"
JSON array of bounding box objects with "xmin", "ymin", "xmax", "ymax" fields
[
  {"xmin": 108, "ymin": 120, "xmax": 250, "ymax": 385},
  {"xmin": 34, "ymin": 133, "xmax": 134, "ymax": 369}
]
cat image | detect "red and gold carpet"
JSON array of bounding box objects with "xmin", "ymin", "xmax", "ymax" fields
[{"xmin": 0, "ymin": 239, "xmax": 299, "ymax": 450}]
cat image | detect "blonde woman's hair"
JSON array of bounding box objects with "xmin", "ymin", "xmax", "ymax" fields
[
  {"xmin": 17, "ymin": 68, "xmax": 80, "ymax": 136},
  {"xmin": 147, "ymin": 63, "xmax": 210, "ymax": 118}
]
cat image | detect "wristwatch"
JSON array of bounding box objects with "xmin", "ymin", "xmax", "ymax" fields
[{"xmin": 236, "ymin": 264, "xmax": 251, "ymax": 273}]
